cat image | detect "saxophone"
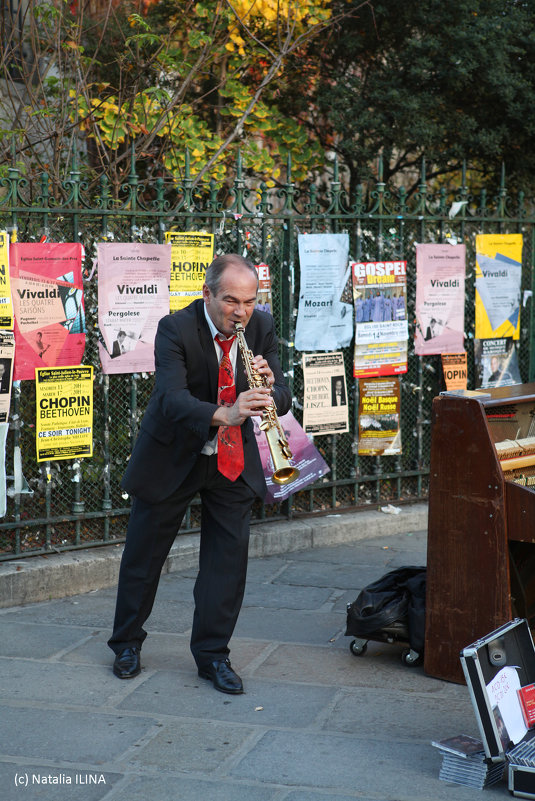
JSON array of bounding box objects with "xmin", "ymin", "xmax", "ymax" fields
[{"xmin": 234, "ymin": 323, "xmax": 299, "ymax": 486}]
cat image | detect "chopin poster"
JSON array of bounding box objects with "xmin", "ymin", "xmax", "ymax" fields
[
  {"xmin": 475, "ymin": 234, "xmax": 522, "ymax": 340},
  {"xmin": 302, "ymin": 351, "xmax": 349, "ymax": 435},
  {"xmin": 0, "ymin": 231, "xmax": 14, "ymax": 328},
  {"xmin": 351, "ymin": 260, "xmax": 408, "ymax": 377},
  {"xmin": 358, "ymin": 377, "xmax": 401, "ymax": 456},
  {"xmin": 10, "ymin": 242, "xmax": 86, "ymax": 381},
  {"xmin": 35, "ymin": 365, "xmax": 93, "ymax": 462},
  {"xmin": 97, "ymin": 242, "xmax": 171, "ymax": 375},
  {"xmin": 295, "ymin": 233, "xmax": 353, "ymax": 351},
  {"xmin": 165, "ymin": 231, "xmax": 214, "ymax": 312},
  {"xmin": 414, "ymin": 243, "xmax": 466, "ymax": 355}
]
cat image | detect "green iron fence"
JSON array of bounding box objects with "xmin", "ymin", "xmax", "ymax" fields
[{"xmin": 1, "ymin": 148, "xmax": 534, "ymax": 560}]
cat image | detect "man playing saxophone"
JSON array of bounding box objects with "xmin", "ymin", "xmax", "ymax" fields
[{"xmin": 108, "ymin": 253, "xmax": 292, "ymax": 694}]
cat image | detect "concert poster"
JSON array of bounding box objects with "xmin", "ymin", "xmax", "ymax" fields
[
  {"xmin": 35, "ymin": 365, "xmax": 93, "ymax": 462},
  {"xmin": 302, "ymin": 351, "xmax": 349, "ymax": 435},
  {"xmin": 0, "ymin": 231, "xmax": 14, "ymax": 328},
  {"xmin": 414, "ymin": 243, "xmax": 466, "ymax": 356},
  {"xmin": 97, "ymin": 242, "xmax": 171, "ymax": 375},
  {"xmin": 475, "ymin": 234, "xmax": 523, "ymax": 341},
  {"xmin": 10, "ymin": 242, "xmax": 86, "ymax": 381},
  {"xmin": 255, "ymin": 262, "xmax": 273, "ymax": 315},
  {"xmin": 165, "ymin": 231, "xmax": 214, "ymax": 312},
  {"xmin": 0, "ymin": 331, "xmax": 15, "ymax": 422},
  {"xmin": 351, "ymin": 259, "xmax": 408, "ymax": 377},
  {"xmin": 441, "ymin": 353, "xmax": 468, "ymax": 392},
  {"xmin": 295, "ymin": 233, "xmax": 353, "ymax": 352},
  {"xmin": 357, "ymin": 377, "xmax": 401, "ymax": 456},
  {"xmin": 253, "ymin": 411, "xmax": 330, "ymax": 503},
  {"xmin": 474, "ymin": 338, "xmax": 521, "ymax": 389}
]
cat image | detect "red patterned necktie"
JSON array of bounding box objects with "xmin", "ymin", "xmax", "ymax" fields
[{"xmin": 215, "ymin": 335, "xmax": 244, "ymax": 481}]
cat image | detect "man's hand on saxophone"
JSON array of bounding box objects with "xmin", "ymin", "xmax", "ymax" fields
[{"xmin": 211, "ymin": 384, "xmax": 272, "ymax": 428}]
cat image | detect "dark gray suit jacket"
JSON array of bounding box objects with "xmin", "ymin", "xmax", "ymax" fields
[{"xmin": 121, "ymin": 299, "xmax": 292, "ymax": 503}]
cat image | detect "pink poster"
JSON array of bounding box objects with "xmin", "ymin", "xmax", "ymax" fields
[
  {"xmin": 414, "ymin": 243, "xmax": 466, "ymax": 355},
  {"xmin": 97, "ymin": 242, "xmax": 171, "ymax": 374},
  {"xmin": 253, "ymin": 411, "xmax": 330, "ymax": 503},
  {"xmin": 10, "ymin": 242, "xmax": 85, "ymax": 381}
]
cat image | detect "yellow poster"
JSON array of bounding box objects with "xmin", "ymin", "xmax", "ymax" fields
[
  {"xmin": 475, "ymin": 234, "xmax": 523, "ymax": 340},
  {"xmin": 35, "ymin": 365, "xmax": 93, "ymax": 462},
  {"xmin": 0, "ymin": 230, "xmax": 14, "ymax": 328},
  {"xmin": 165, "ymin": 232, "xmax": 214, "ymax": 312}
]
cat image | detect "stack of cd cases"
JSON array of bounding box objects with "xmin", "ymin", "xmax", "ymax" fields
[
  {"xmin": 508, "ymin": 739, "xmax": 535, "ymax": 767},
  {"xmin": 431, "ymin": 735, "xmax": 505, "ymax": 789}
]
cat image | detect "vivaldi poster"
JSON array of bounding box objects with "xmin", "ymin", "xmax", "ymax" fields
[
  {"xmin": 35, "ymin": 365, "xmax": 93, "ymax": 462},
  {"xmin": 10, "ymin": 242, "xmax": 86, "ymax": 381},
  {"xmin": 414, "ymin": 243, "xmax": 466, "ymax": 355},
  {"xmin": 165, "ymin": 231, "xmax": 214, "ymax": 312},
  {"xmin": 97, "ymin": 242, "xmax": 171, "ymax": 375},
  {"xmin": 475, "ymin": 234, "xmax": 522, "ymax": 340}
]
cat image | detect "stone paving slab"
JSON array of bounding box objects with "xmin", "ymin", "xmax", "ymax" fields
[
  {"xmin": 0, "ymin": 764, "xmax": 121, "ymax": 801},
  {"xmin": 233, "ymin": 607, "xmax": 344, "ymax": 644},
  {"xmin": 0, "ymin": 622, "xmax": 90, "ymax": 658},
  {"xmin": 229, "ymin": 729, "xmax": 490, "ymax": 800},
  {"xmin": 110, "ymin": 775, "xmax": 278, "ymax": 801},
  {"xmin": 0, "ymin": 706, "xmax": 156, "ymax": 763},
  {"xmin": 118, "ymin": 669, "xmax": 339, "ymax": 728}
]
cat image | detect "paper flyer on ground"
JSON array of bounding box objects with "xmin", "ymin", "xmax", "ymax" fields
[
  {"xmin": 165, "ymin": 231, "xmax": 214, "ymax": 312},
  {"xmin": 97, "ymin": 242, "xmax": 171, "ymax": 375},
  {"xmin": 351, "ymin": 260, "xmax": 408, "ymax": 377},
  {"xmin": 358, "ymin": 377, "xmax": 401, "ymax": 456},
  {"xmin": 302, "ymin": 352, "xmax": 349, "ymax": 435},
  {"xmin": 475, "ymin": 233, "xmax": 523, "ymax": 340},
  {"xmin": 0, "ymin": 331, "xmax": 15, "ymax": 422},
  {"xmin": 255, "ymin": 262, "xmax": 272, "ymax": 314},
  {"xmin": 0, "ymin": 231, "xmax": 14, "ymax": 328},
  {"xmin": 295, "ymin": 233, "xmax": 353, "ymax": 351},
  {"xmin": 10, "ymin": 242, "xmax": 86, "ymax": 381},
  {"xmin": 35, "ymin": 365, "xmax": 93, "ymax": 462},
  {"xmin": 253, "ymin": 411, "xmax": 330, "ymax": 503},
  {"xmin": 474, "ymin": 338, "xmax": 521, "ymax": 388},
  {"xmin": 414, "ymin": 243, "xmax": 466, "ymax": 355}
]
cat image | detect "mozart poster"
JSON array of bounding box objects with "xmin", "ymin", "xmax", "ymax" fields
[{"xmin": 10, "ymin": 242, "xmax": 86, "ymax": 381}]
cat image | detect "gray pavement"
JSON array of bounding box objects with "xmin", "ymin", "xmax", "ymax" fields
[{"xmin": 0, "ymin": 504, "xmax": 511, "ymax": 800}]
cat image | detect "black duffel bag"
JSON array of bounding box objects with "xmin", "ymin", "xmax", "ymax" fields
[{"xmin": 345, "ymin": 565, "xmax": 426, "ymax": 653}]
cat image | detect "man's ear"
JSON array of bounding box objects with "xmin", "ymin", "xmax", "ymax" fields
[{"xmin": 202, "ymin": 284, "xmax": 210, "ymax": 303}]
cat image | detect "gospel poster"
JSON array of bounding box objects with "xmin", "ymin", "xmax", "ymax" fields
[
  {"xmin": 10, "ymin": 242, "xmax": 86, "ymax": 381},
  {"xmin": 165, "ymin": 231, "xmax": 214, "ymax": 312},
  {"xmin": 97, "ymin": 242, "xmax": 171, "ymax": 375},
  {"xmin": 475, "ymin": 234, "xmax": 522, "ymax": 340},
  {"xmin": 414, "ymin": 243, "xmax": 466, "ymax": 355},
  {"xmin": 351, "ymin": 260, "xmax": 408, "ymax": 377},
  {"xmin": 255, "ymin": 262, "xmax": 273, "ymax": 314},
  {"xmin": 295, "ymin": 233, "xmax": 353, "ymax": 351}
]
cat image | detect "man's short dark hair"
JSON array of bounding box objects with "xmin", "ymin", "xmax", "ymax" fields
[{"xmin": 205, "ymin": 253, "xmax": 258, "ymax": 296}]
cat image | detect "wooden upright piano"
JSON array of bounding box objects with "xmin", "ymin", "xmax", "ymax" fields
[{"xmin": 425, "ymin": 383, "xmax": 535, "ymax": 684}]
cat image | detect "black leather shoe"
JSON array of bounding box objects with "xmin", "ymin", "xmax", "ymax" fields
[
  {"xmin": 113, "ymin": 647, "xmax": 141, "ymax": 679},
  {"xmin": 198, "ymin": 659, "xmax": 244, "ymax": 694}
]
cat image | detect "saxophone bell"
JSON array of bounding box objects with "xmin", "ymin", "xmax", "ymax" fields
[{"xmin": 234, "ymin": 323, "xmax": 299, "ymax": 486}]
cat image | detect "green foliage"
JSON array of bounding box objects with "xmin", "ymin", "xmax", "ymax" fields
[{"xmin": 282, "ymin": 0, "xmax": 535, "ymax": 193}]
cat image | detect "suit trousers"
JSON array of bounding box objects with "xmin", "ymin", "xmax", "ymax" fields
[{"xmin": 108, "ymin": 453, "xmax": 257, "ymax": 667}]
